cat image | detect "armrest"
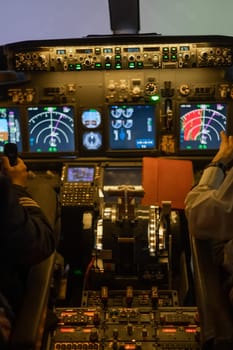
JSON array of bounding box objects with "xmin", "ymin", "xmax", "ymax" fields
[
  {"xmin": 10, "ymin": 251, "xmax": 56, "ymax": 350},
  {"xmin": 190, "ymin": 236, "xmax": 233, "ymax": 348}
]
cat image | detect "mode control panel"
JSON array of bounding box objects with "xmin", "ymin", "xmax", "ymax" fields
[{"xmin": 6, "ymin": 40, "xmax": 233, "ymax": 71}]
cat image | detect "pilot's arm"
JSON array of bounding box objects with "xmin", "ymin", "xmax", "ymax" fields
[
  {"xmin": 185, "ymin": 131, "xmax": 233, "ymax": 241},
  {"xmin": 0, "ymin": 156, "xmax": 55, "ymax": 265}
]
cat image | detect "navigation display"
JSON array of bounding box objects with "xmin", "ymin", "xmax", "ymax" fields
[
  {"xmin": 179, "ymin": 102, "xmax": 227, "ymax": 152},
  {"xmin": 0, "ymin": 107, "xmax": 22, "ymax": 152},
  {"xmin": 108, "ymin": 104, "xmax": 156, "ymax": 151},
  {"xmin": 27, "ymin": 105, "xmax": 75, "ymax": 153}
]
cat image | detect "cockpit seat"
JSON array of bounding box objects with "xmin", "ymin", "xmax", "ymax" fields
[
  {"xmin": 190, "ymin": 237, "xmax": 233, "ymax": 350},
  {"xmin": 10, "ymin": 251, "xmax": 57, "ymax": 350}
]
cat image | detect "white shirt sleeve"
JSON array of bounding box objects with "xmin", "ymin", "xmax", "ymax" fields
[{"xmin": 185, "ymin": 166, "xmax": 233, "ymax": 240}]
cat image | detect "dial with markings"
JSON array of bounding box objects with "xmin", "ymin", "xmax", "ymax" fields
[
  {"xmin": 28, "ymin": 106, "xmax": 75, "ymax": 152},
  {"xmin": 180, "ymin": 103, "xmax": 227, "ymax": 150}
]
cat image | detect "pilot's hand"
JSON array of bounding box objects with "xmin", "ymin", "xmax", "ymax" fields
[
  {"xmin": 212, "ymin": 131, "xmax": 233, "ymax": 166},
  {"xmin": 1, "ymin": 156, "xmax": 28, "ymax": 187},
  {"xmin": 0, "ymin": 310, "xmax": 12, "ymax": 343}
]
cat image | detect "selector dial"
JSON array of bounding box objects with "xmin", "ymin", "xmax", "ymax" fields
[
  {"xmin": 179, "ymin": 84, "xmax": 190, "ymax": 96},
  {"xmin": 145, "ymin": 82, "xmax": 158, "ymax": 95}
]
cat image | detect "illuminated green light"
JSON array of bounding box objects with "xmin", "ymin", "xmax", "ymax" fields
[
  {"xmin": 95, "ymin": 63, "xmax": 102, "ymax": 69},
  {"xmin": 68, "ymin": 64, "xmax": 74, "ymax": 70},
  {"xmin": 44, "ymin": 106, "xmax": 56, "ymax": 111},
  {"xmin": 115, "ymin": 62, "xmax": 122, "ymax": 69},
  {"xmin": 128, "ymin": 62, "xmax": 135, "ymax": 69},
  {"xmin": 105, "ymin": 62, "xmax": 111, "ymax": 69},
  {"xmin": 198, "ymin": 144, "xmax": 207, "ymax": 149},
  {"xmin": 150, "ymin": 95, "xmax": 160, "ymax": 102},
  {"xmin": 137, "ymin": 62, "xmax": 143, "ymax": 68},
  {"xmin": 75, "ymin": 64, "xmax": 82, "ymax": 70},
  {"xmin": 197, "ymin": 103, "xmax": 210, "ymax": 108}
]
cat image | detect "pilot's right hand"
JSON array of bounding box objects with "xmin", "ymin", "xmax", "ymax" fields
[
  {"xmin": 212, "ymin": 131, "xmax": 233, "ymax": 166},
  {"xmin": 0, "ymin": 310, "xmax": 12, "ymax": 343},
  {"xmin": 1, "ymin": 156, "xmax": 28, "ymax": 187}
]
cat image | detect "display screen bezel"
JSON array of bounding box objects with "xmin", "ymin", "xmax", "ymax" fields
[
  {"xmin": 178, "ymin": 101, "xmax": 228, "ymax": 155},
  {"xmin": 0, "ymin": 106, "xmax": 23, "ymax": 153},
  {"xmin": 26, "ymin": 104, "xmax": 78, "ymax": 157},
  {"xmin": 106, "ymin": 103, "xmax": 158, "ymax": 156},
  {"xmin": 78, "ymin": 106, "xmax": 105, "ymax": 156},
  {"xmin": 65, "ymin": 165, "xmax": 95, "ymax": 183}
]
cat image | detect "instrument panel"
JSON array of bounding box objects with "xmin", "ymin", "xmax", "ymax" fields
[
  {"xmin": 0, "ymin": 101, "xmax": 231, "ymax": 158},
  {"xmin": 1, "ymin": 34, "xmax": 233, "ymax": 159},
  {"xmin": 2, "ymin": 34, "xmax": 233, "ymax": 350},
  {"xmin": 4, "ymin": 36, "xmax": 233, "ymax": 72}
]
